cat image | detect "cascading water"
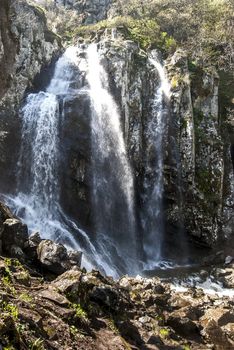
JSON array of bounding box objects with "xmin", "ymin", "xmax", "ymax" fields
[
  {"xmin": 142, "ymin": 51, "xmax": 171, "ymax": 270},
  {"xmin": 5, "ymin": 46, "xmax": 118, "ymax": 276},
  {"xmin": 86, "ymin": 44, "xmax": 138, "ymax": 276},
  {"xmin": 4, "ymin": 44, "xmax": 138, "ymax": 278},
  {"xmin": 8, "ymin": 47, "xmax": 79, "ymax": 244}
]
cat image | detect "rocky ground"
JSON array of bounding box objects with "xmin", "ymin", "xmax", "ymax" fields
[{"xmin": 0, "ymin": 201, "xmax": 233, "ymax": 350}]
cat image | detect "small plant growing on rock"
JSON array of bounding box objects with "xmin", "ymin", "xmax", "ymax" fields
[
  {"xmin": 18, "ymin": 293, "xmax": 32, "ymax": 303},
  {"xmin": 30, "ymin": 338, "xmax": 45, "ymax": 350},
  {"xmin": 108, "ymin": 318, "xmax": 119, "ymax": 334},
  {"xmin": 159, "ymin": 328, "xmax": 169, "ymax": 338},
  {"xmin": 71, "ymin": 303, "xmax": 88, "ymax": 321},
  {"xmin": 183, "ymin": 346, "xmax": 191, "ymax": 350},
  {"xmin": 0, "ymin": 302, "xmax": 19, "ymax": 321},
  {"xmin": 70, "ymin": 325, "xmax": 85, "ymax": 339}
]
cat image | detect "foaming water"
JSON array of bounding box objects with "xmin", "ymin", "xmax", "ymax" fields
[
  {"xmin": 141, "ymin": 51, "xmax": 171, "ymax": 269},
  {"xmin": 142, "ymin": 261, "xmax": 234, "ymax": 298},
  {"xmin": 172, "ymin": 276, "xmax": 234, "ymax": 298}
]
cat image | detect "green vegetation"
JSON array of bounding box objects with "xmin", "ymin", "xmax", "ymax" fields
[
  {"xmin": 66, "ymin": 16, "xmax": 176, "ymax": 52},
  {"xmin": 116, "ymin": 0, "xmax": 233, "ymax": 69},
  {"xmin": 183, "ymin": 346, "xmax": 191, "ymax": 350},
  {"xmin": 71, "ymin": 303, "xmax": 88, "ymax": 320},
  {"xmin": 0, "ymin": 301, "xmax": 19, "ymax": 321},
  {"xmin": 29, "ymin": 338, "xmax": 45, "ymax": 350},
  {"xmin": 108, "ymin": 317, "xmax": 119, "ymax": 334},
  {"xmin": 40, "ymin": 0, "xmax": 233, "ymax": 69},
  {"xmin": 18, "ymin": 293, "xmax": 32, "ymax": 303},
  {"xmin": 159, "ymin": 328, "xmax": 169, "ymax": 337},
  {"xmin": 2, "ymin": 258, "xmax": 30, "ymax": 287}
]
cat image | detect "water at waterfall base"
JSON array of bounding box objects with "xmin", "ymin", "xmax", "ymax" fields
[{"xmin": 141, "ymin": 263, "xmax": 234, "ymax": 298}]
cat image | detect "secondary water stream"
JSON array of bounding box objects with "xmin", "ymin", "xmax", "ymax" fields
[{"xmin": 141, "ymin": 51, "xmax": 171, "ymax": 269}]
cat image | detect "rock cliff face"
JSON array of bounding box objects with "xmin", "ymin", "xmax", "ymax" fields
[
  {"xmin": 58, "ymin": 0, "xmax": 113, "ymax": 24},
  {"xmin": 165, "ymin": 52, "xmax": 233, "ymax": 249},
  {"xmin": 60, "ymin": 31, "xmax": 233, "ymax": 255},
  {"xmin": 36, "ymin": 0, "xmax": 113, "ymax": 28},
  {"xmin": 165, "ymin": 51, "xmax": 225, "ymax": 248},
  {"xmin": 0, "ymin": 0, "xmax": 60, "ymax": 192}
]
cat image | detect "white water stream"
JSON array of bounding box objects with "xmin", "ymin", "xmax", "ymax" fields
[
  {"xmin": 142, "ymin": 51, "xmax": 171, "ymax": 269},
  {"xmin": 87, "ymin": 44, "xmax": 137, "ymax": 275}
]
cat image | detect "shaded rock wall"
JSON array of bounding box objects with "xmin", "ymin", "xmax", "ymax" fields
[
  {"xmin": 64, "ymin": 0, "xmax": 113, "ymax": 24},
  {"xmin": 0, "ymin": 0, "xmax": 60, "ymax": 193},
  {"xmin": 164, "ymin": 49, "xmax": 233, "ymax": 249}
]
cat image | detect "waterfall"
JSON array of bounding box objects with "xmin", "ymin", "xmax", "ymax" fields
[
  {"xmin": 10, "ymin": 47, "xmax": 79, "ymax": 242},
  {"xmin": 86, "ymin": 44, "xmax": 138, "ymax": 275},
  {"xmin": 142, "ymin": 51, "xmax": 170, "ymax": 269},
  {"xmin": 4, "ymin": 47, "xmax": 116, "ymax": 276},
  {"xmin": 18, "ymin": 92, "xmax": 59, "ymax": 218},
  {"xmin": 3, "ymin": 44, "xmax": 139, "ymax": 278}
]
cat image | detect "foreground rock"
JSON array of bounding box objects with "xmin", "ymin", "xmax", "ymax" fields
[
  {"xmin": 0, "ymin": 203, "xmax": 233, "ymax": 349},
  {"xmin": 0, "ymin": 256, "xmax": 234, "ymax": 350},
  {"xmin": 37, "ymin": 239, "xmax": 82, "ymax": 274},
  {"xmin": 0, "ymin": 202, "xmax": 82, "ymax": 274}
]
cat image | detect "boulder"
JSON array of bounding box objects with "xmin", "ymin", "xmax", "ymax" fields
[
  {"xmin": 2, "ymin": 218, "xmax": 28, "ymax": 254},
  {"xmin": 200, "ymin": 308, "xmax": 234, "ymax": 348},
  {"xmin": 166, "ymin": 308, "xmax": 199, "ymax": 337},
  {"xmin": 52, "ymin": 269, "xmax": 82, "ymax": 297},
  {"xmin": 201, "ymin": 319, "xmax": 234, "ymax": 350},
  {"xmin": 90, "ymin": 285, "xmax": 120, "ymax": 309},
  {"xmin": 38, "ymin": 289, "xmax": 70, "ymax": 307},
  {"xmin": 37, "ymin": 239, "xmax": 82, "ymax": 275},
  {"xmin": 222, "ymin": 323, "xmax": 234, "ymax": 342},
  {"xmin": 0, "ymin": 202, "xmax": 14, "ymax": 224},
  {"xmin": 67, "ymin": 250, "xmax": 82, "ymax": 267},
  {"xmin": 200, "ymin": 308, "xmax": 234, "ymax": 328},
  {"xmin": 116, "ymin": 320, "xmax": 144, "ymax": 347},
  {"xmin": 225, "ymin": 256, "xmax": 233, "ymax": 265},
  {"xmin": 213, "ymin": 267, "xmax": 234, "ymax": 288},
  {"xmin": 24, "ymin": 231, "xmax": 42, "ymax": 260},
  {"xmin": 9, "ymin": 245, "xmax": 25, "ymax": 260}
]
